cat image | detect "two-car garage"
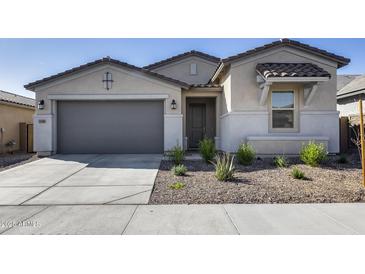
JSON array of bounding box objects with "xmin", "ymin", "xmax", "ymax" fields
[
  {"xmin": 26, "ymin": 58, "xmax": 186, "ymax": 156},
  {"xmin": 57, "ymin": 100, "xmax": 164, "ymax": 154}
]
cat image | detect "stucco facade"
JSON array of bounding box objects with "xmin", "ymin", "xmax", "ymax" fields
[
  {"xmin": 150, "ymin": 56, "xmax": 219, "ymax": 85},
  {"xmin": 32, "ymin": 64, "xmax": 184, "ymax": 155},
  {"xmin": 26, "ymin": 39, "xmax": 349, "ymax": 156},
  {"xmin": 215, "ymin": 47, "xmax": 340, "ymax": 154}
]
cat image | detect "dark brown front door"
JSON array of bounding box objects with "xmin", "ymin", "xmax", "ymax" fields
[{"xmin": 189, "ymin": 103, "xmax": 206, "ymax": 148}]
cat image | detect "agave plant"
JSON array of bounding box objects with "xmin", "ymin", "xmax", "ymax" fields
[{"xmin": 211, "ymin": 153, "xmax": 235, "ymax": 181}]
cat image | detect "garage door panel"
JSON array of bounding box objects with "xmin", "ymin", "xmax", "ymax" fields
[{"xmin": 57, "ymin": 101, "xmax": 164, "ymax": 154}]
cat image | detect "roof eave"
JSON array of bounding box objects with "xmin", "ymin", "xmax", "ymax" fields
[
  {"xmin": 24, "ymin": 58, "xmax": 190, "ymax": 91},
  {"xmin": 337, "ymin": 89, "xmax": 365, "ymax": 99},
  {"xmin": 210, "ymin": 62, "xmax": 225, "ymax": 83},
  {"xmin": 221, "ymin": 39, "xmax": 350, "ymax": 69},
  {"xmin": 144, "ymin": 50, "xmax": 220, "ymax": 70}
]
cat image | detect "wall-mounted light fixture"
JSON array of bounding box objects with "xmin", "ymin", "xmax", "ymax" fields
[
  {"xmin": 103, "ymin": 72, "xmax": 113, "ymax": 90},
  {"xmin": 38, "ymin": 99, "xmax": 45, "ymax": 110},
  {"xmin": 171, "ymin": 99, "xmax": 177, "ymax": 110}
]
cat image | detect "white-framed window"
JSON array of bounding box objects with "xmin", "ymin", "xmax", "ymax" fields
[
  {"xmin": 190, "ymin": 63, "xmax": 197, "ymax": 75},
  {"xmin": 270, "ymin": 90, "xmax": 298, "ymax": 132}
]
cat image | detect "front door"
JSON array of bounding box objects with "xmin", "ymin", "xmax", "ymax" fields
[{"xmin": 188, "ymin": 103, "xmax": 206, "ymax": 148}]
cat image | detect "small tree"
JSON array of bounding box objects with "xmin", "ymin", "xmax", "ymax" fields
[{"xmin": 350, "ymin": 124, "xmax": 363, "ymax": 161}]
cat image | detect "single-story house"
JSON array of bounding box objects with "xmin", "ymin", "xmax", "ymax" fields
[
  {"xmin": 25, "ymin": 39, "xmax": 350, "ymax": 156},
  {"xmin": 0, "ymin": 90, "xmax": 35, "ymax": 153},
  {"xmin": 337, "ymin": 74, "xmax": 365, "ymax": 117}
]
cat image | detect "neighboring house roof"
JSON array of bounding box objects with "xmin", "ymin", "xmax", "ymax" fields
[
  {"xmin": 24, "ymin": 57, "xmax": 191, "ymax": 90},
  {"xmin": 337, "ymin": 74, "xmax": 360, "ymax": 91},
  {"xmin": 0, "ymin": 90, "xmax": 35, "ymax": 108},
  {"xmin": 337, "ymin": 74, "xmax": 365, "ymax": 99},
  {"xmin": 256, "ymin": 63, "xmax": 331, "ymax": 79},
  {"xmin": 143, "ymin": 50, "xmax": 221, "ymax": 70}
]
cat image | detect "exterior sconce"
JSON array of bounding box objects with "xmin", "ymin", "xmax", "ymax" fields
[
  {"xmin": 38, "ymin": 99, "xmax": 45, "ymax": 110},
  {"xmin": 103, "ymin": 72, "xmax": 113, "ymax": 90},
  {"xmin": 171, "ymin": 99, "xmax": 177, "ymax": 110}
]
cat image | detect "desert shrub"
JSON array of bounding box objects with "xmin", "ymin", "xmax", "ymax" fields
[
  {"xmin": 236, "ymin": 143, "xmax": 256, "ymax": 165},
  {"xmin": 291, "ymin": 167, "xmax": 305, "ymax": 180},
  {"xmin": 169, "ymin": 145, "xmax": 184, "ymax": 165},
  {"xmin": 212, "ymin": 153, "xmax": 235, "ymax": 181},
  {"xmin": 300, "ymin": 141, "xmax": 327, "ymax": 167},
  {"xmin": 337, "ymin": 154, "xmax": 348, "ymax": 164},
  {"xmin": 169, "ymin": 182, "xmax": 185, "ymax": 190},
  {"xmin": 199, "ymin": 138, "xmax": 216, "ymax": 163},
  {"xmin": 273, "ymin": 155, "xmax": 288, "ymax": 168},
  {"xmin": 171, "ymin": 164, "xmax": 187, "ymax": 176}
]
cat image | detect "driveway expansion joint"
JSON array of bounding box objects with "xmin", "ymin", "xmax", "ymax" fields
[
  {"xmin": 121, "ymin": 205, "xmax": 139, "ymax": 235},
  {"xmin": 18, "ymin": 154, "xmax": 107, "ymax": 205},
  {"xmin": 309, "ymin": 204, "xmax": 360, "ymax": 234},
  {"xmin": 222, "ymin": 205, "xmax": 240, "ymax": 235}
]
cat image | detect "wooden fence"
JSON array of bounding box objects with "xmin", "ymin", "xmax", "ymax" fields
[{"xmin": 339, "ymin": 117, "xmax": 349, "ymax": 153}]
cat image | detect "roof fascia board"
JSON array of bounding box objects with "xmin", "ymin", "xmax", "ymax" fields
[
  {"xmin": 0, "ymin": 100, "xmax": 35, "ymax": 109},
  {"xmin": 210, "ymin": 62, "xmax": 225, "ymax": 83},
  {"xmin": 145, "ymin": 52, "xmax": 220, "ymax": 70},
  {"xmin": 224, "ymin": 41, "xmax": 348, "ymax": 67},
  {"xmin": 32, "ymin": 63, "xmax": 184, "ymax": 92},
  {"xmin": 266, "ymin": 77, "xmax": 330, "ymax": 83},
  {"xmin": 151, "ymin": 55, "xmax": 219, "ymax": 72},
  {"xmin": 337, "ymin": 89, "xmax": 365, "ymax": 99},
  {"xmin": 230, "ymin": 47, "xmax": 338, "ymax": 69},
  {"xmin": 187, "ymin": 87, "xmax": 223, "ymax": 92}
]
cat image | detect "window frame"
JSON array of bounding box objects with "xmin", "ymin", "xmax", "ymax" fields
[{"xmin": 269, "ymin": 87, "xmax": 299, "ymax": 133}]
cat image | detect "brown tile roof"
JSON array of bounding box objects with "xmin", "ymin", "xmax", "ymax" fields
[
  {"xmin": 0, "ymin": 90, "xmax": 35, "ymax": 108},
  {"xmin": 24, "ymin": 57, "xmax": 191, "ymax": 90},
  {"xmin": 143, "ymin": 50, "xmax": 220, "ymax": 70},
  {"xmin": 256, "ymin": 63, "xmax": 331, "ymax": 79},
  {"xmin": 222, "ymin": 39, "xmax": 350, "ymax": 68}
]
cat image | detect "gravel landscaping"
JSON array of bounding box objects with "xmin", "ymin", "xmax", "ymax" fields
[
  {"xmin": 0, "ymin": 152, "xmax": 39, "ymax": 171},
  {"xmin": 149, "ymin": 154, "xmax": 365, "ymax": 204}
]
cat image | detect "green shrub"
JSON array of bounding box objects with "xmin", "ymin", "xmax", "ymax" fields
[
  {"xmin": 169, "ymin": 182, "xmax": 185, "ymax": 190},
  {"xmin": 273, "ymin": 155, "xmax": 288, "ymax": 168},
  {"xmin": 337, "ymin": 154, "xmax": 348, "ymax": 164},
  {"xmin": 169, "ymin": 145, "xmax": 184, "ymax": 165},
  {"xmin": 292, "ymin": 167, "xmax": 305, "ymax": 180},
  {"xmin": 212, "ymin": 153, "xmax": 235, "ymax": 181},
  {"xmin": 236, "ymin": 143, "xmax": 256, "ymax": 165},
  {"xmin": 171, "ymin": 164, "xmax": 187, "ymax": 176},
  {"xmin": 300, "ymin": 141, "xmax": 327, "ymax": 167},
  {"xmin": 199, "ymin": 138, "xmax": 216, "ymax": 163}
]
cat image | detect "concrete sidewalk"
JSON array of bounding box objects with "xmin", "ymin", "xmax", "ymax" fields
[{"xmin": 1, "ymin": 203, "xmax": 365, "ymax": 235}]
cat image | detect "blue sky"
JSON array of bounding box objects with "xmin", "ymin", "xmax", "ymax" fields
[{"xmin": 1, "ymin": 38, "xmax": 364, "ymax": 98}]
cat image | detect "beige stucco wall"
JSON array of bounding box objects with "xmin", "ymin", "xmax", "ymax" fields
[
  {"xmin": 32, "ymin": 64, "xmax": 184, "ymax": 154},
  {"xmin": 0, "ymin": 102, "xmax": 34, "ymax": 152},
  {"xmin": 151, "ymin": 56, "xmax": 218, "ymax": 85},
  {"xmin": 217, "ymin": 46, "xmax": 340, "ymax": 154},
  {"xmin": 34, "ymin": 64, "xmax": 182, "ymax": 115},
  {"xmin": 220, "ymin": 47, "xmax": 338, "ymax": 112}
]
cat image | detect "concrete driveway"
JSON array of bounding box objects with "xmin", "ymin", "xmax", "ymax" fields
[{"xmin": 0, "ymin": 154, "xmax": 162, "ymax": 205}]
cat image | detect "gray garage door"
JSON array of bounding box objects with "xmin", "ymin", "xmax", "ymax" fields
[{"xmin": 57, "ymin": 100, "xmax": 164, "ymax": 154}]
